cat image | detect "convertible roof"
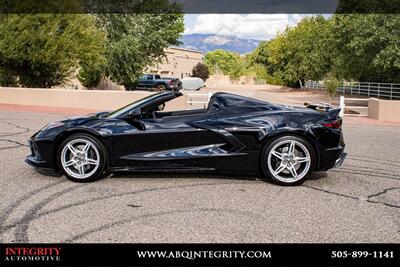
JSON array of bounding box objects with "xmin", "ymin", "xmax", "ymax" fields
[{"xmin": 212, "ymin": 92, "xmax": 275, "ymax": 109}]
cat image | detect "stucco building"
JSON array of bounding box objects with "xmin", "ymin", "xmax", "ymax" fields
[
  {"xmin": 149, "ymin": 47, "xmax": 204, "ymax": 79},
  {"xmin": 71, "ymin": 47, "xmax": 204, "ymax": 90}
]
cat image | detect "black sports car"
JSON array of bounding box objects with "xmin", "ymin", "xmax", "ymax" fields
[{"xmin": 26, "ymin": 91, "xmax": 346, "ymax": 185}]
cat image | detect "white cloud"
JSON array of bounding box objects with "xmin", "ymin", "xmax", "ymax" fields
[{"xmin": 184, "ymin": 14, "xmax": 310, "ymax": 40}]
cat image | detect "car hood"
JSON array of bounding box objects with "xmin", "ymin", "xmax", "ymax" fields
[
  {"xmin": 62, "ymin": 111, "xmax": 109, "ymax": 122},
  {"xmin": 58, "ymin": 111, "xmax": 112, "ymax": 127},
  {"xmin": 34, "ymin": 111, "xmax": 116, "ymax": 139}
]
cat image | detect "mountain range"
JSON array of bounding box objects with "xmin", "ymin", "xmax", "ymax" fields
[{"xmin": 179, "ymin": 34, "xmax": 262, "ymax": 54}]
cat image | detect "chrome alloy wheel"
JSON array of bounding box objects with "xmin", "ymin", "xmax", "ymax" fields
[
  {"xmin": 267, "ymin": 140, "xmax": 311, "ymax": 183},
  {"xmin": 61, "ymin": 138, "xmax": 100, "ymax": 179}
]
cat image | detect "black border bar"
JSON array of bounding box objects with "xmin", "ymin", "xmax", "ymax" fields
[
  {"xmin": 1, "ymin": 243, "xmax": 399, "ymax": 266},
  {"xmin": 0, "ymin": 0, "xmax": 399, "ymax": 14}
]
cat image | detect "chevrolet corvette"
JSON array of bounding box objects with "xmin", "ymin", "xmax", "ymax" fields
[{"xmin": 26, "ymin": 91, "xmax": 346, "ymax": 185}]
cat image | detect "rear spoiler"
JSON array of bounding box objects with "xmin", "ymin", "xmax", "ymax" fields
[{"xmin": 304, "ymin": 102, "xmax": 341, "ymax": 119}]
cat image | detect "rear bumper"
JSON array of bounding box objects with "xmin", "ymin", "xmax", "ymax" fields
[
  {"xmin": 317, "ymin": 145, "xmax": 346, "ymax": 171},
  {"xmin": 135, "ymin": 85, "xmax": 180, "ymax": 91},
  {"xmin": 167, "ymin": 85, "xmax": 181, "ymax": 91}
]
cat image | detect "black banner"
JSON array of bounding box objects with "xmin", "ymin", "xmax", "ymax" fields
[
  {"xmin": 0, "ymin": 243, "xmax": 399, "ymax": 266},
  {"xmin": 0, "ymin": 0, "xmax": 399, "ymax": 14}
]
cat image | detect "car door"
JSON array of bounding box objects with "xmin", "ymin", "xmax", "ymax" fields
[{"xmin": 112, "ymin": 110, "xmax": 219, "ymax": 171}]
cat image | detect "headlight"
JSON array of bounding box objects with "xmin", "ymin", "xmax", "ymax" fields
[{"xmin": 41, "ymin": 122, "xmax": 65, "ymax": 131}]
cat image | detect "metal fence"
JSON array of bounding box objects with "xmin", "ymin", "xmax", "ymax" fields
[
  {"xmin": 254, "ymin": 79, "xmax": 267, "ymax": 85},
  {"xmin": 305, "ymin": 81, "xmax": 400, "ymax": 100}
]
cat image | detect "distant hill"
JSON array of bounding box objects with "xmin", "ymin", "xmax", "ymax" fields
[{"xmin": 179, "ymin": 34, "xmax": 262, "ymax": 54}]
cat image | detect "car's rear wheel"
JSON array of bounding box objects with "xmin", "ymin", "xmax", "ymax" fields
[
  {"xmin": 261, "ymin": 135, "xmax": 315, "ymax": 186},
  {"xmin": 157, "ymin": 85, "xmax": 166, "ymax": 91},
  {"xmin": 58, "ymin": 134, "xmax": 107, "ymax": 183}
]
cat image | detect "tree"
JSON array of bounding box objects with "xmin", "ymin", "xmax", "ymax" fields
[
  {"xmin": 248, "ymin": 40, "xmax": 278, "ymax": 75},
  {"xmin": 336, "ymin": 0, "xmax": 400, "ymax": 14},
  {"xmin": 96, "ymin": 11, "xmax": 184, "ymax": 89},
  {"xmin": 330, "ymin": 14, "xmax": 400, "ymax": 83},
  {"xmin": 250, "ymin": 13, "xmax": 400, "ymax": 87},
  {"xmin": 266, "ymin": 16, "xmax": 331, "ymax": 87},
  {"xmin": 204, "ymin": 49, "xmax": 243, "ymax": 78},
  {"xmin": 0, "ymin": 14, "xmax": 106, "ymax": 88},
  {"xmin": 192, "ymin": 63, "xmax": 209, "ymax": 81},
  {"xmin": 244, "ymin": 45, "xmax": 282, "ymax": 85}
]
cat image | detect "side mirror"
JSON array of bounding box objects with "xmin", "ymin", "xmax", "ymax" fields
[
  {"xmin": 126, "ymin": 108, "xmax": 142, "ymax": 119},
  {"xmin": 124, "ymin": 108, "xmax": 146, "ymax": 131}
]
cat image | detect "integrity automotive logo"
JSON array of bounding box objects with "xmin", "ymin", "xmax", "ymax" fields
[{"xmin": 3, "ymin": 247, "xmax": 62, "ymax": 263}]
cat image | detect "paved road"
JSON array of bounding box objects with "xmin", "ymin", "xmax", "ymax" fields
[{"xmin": 0, "ymin": 110, "xmax": 399, "ymax": 243}]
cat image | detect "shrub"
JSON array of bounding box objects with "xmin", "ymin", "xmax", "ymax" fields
[
  {"xmin": 192, "ymin": 63, "xmax": 209, "ymax": 81},
  {"xmin": 325, "ymin": 77, "xmax": 340, "ymax": 104},
  {"xmin": 78, "ymin": 64, "xmax": 104, "ymax": 88},
  {"xmin": 0, "ymin": 68, "xmax": 18, "ymax": 87}
]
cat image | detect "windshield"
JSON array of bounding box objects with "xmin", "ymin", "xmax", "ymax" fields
[{"xmin": 106, "ymin": 93, "xmax": 159, "ymax": 118}]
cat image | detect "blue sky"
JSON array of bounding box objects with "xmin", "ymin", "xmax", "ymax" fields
[{"xmin": 184, "ymin": 14, "xmax": 331, "ymax": 40}]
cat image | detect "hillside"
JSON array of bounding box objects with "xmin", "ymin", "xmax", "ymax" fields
[{"xmin": 180, "ymin": 34, "xmax": 261, "ymax": 54}]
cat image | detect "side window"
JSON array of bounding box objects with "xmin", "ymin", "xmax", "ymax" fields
[
  {"xmin": 155, "ymin": 74, "xmax": 161, "ymax": 79},
  {"xmin": 146, "ymin": 74, "xmax": 154, "ymax": 80}
]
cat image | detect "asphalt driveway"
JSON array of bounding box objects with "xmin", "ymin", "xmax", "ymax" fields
[{"xmin": 0, "ymin": 110, "xmax": 399, "ymax": 243}]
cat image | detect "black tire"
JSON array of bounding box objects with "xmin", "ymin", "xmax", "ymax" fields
[
  {"xmin": 158, "ymin": 85, "xmax": 167, "ymax": 91},
  {"xmin": 261, "ymin": 135, "xmax": 316, "ymax": 186},
  {"xmin": 57, "ymin": 133, "xmax": 108, "ymax": 183}
]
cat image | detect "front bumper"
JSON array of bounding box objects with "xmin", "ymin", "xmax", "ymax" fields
[
  {"xmin": 26, "ymin": 137, "xmax": 58, "ymax": 171},
  {"xmin": 25, "ymin": 156, "xmax": 61, "ymax": 176},
  {"xmin": 25, "ymin": 155, "xmax": 52, "ymax": 170}
]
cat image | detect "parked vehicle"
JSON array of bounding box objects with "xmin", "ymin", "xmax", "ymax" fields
[
  {"xmin": 131, "ymin": 74, "xmax": 181, "ymax": 91},
  {"xmin": 163, "ymin": 77, "xmax": 183, "ymax": 91},
  {"xmin": 26, "ymin": 91, "xmax": 346, "ymax": 185},
  {"xmin": 181, "ymin": 77, "xmax": 204, "ymax": 91}
]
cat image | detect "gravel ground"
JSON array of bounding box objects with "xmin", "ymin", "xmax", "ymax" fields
[{"xmin": 0, "ymin": 110, "xmax": 399, "ymax": 243}]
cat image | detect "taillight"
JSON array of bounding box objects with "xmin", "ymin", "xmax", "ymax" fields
[{"xmin": 322, "ymin": 119, "xmax": 341, "ymax": 129}]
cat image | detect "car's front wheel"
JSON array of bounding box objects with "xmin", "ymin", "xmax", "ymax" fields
[
  {"xmin": 261, "ymin": 135, "xmax": 315, "ymax": 186},
  {"xmin": 57, "ymin": 134, "xmax": 107, "ymax": 182}
]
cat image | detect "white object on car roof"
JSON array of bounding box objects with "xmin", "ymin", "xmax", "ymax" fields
[{"xmin": 181, "ymin": 77, "xmax": 204, "ymax": 91}]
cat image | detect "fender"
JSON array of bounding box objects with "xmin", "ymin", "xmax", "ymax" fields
[
  {"xmin": 259, "ymin": 127, "xmax": 321, "ymax": 170},
  {"xmin": 53, "ymin": 127, "xmax": 106, "ymax": 151}
]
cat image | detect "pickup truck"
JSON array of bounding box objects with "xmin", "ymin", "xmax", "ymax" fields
[{"xmin": 130, "ymin": 74, "xmax": 182, "ymax": 91}]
